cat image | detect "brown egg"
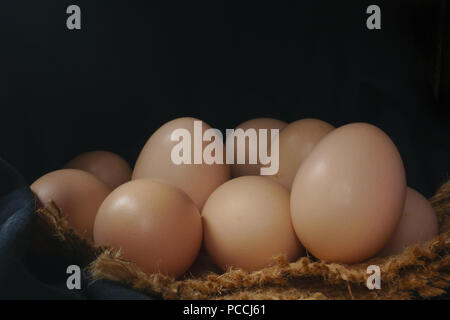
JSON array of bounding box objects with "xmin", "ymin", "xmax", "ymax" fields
[
  {"xmin": 31, "ymin": 169, "xmax": 111, "ymax": 240},
  {"xmin": 379, "ymin": 187, "xmax": 439, "ymax": 256},
  {"xmin": 227, "ymin": 118, "xmax": 287, "ymax": 177},
  {"xmin": 93, "ymin": 179, "xmax": 202, "ymax": 278},
  {"xmin": 202, "ymin": 176, "xmax": 304, "ymax": 271},
  {"xmin": 65, "ymin": 151, "xmax": 132, "ymax": 190},
  {"xmin": 290, "ymin": 123, "xmax": 406, "ymax": 264},
  {"xmin": 269, "ymin": 119, "xmax": 334, "ymax": 189},
  {"xmin": 132, "ymin": 117, "xmax": 230, "ymax": 209}
]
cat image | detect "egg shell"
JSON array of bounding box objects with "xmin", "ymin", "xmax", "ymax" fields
[
  {"xmin": 290, "ymin": 123, "xmax": 406, "ymax": 264},
  {"xmin": 132, "ymin": 117, "xmax": 230, "ymax": 209},
  {"xmin": 228, "ymin": 118, "xmax": 287, "ymax": 177},
  {"xmin": 379, "ymin": 187, "xmax": 439, "ymax": 256},
  {"xmin": 202, "ymin": 176, "xmax": 304, "ymax": 271},
  {"xmin": 269, "ymin": 118, "xmax": 334, "ymax": 189},
  {"xmin": 31, "ymin": 169, "xmax": 111, "ymax": 240},
  {"xmin": 65, "ymin": 150, "xmax": 132, "ymax": 190},
  {"xmin": 93, "ymin": 179, "xmax": 202, "ymax": 278}
]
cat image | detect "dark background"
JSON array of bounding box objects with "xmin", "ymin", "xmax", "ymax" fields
[{"xmin": 0, "ymin": 0, "xmax": 449, "ymax": 197}]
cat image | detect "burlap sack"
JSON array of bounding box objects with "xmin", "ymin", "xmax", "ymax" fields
[{"xmin": 35, "ymin": 180, "xmax": 450, "ymax": 300}]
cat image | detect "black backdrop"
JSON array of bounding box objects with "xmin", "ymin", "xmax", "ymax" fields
[{"xmin": 0, "ymin": 0, "xmax": 449, "ymax": 197}]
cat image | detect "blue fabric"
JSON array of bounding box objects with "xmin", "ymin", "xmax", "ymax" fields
[{"xmin": 0, "ymin": 158, "xmax": 154, "ymax": 300}]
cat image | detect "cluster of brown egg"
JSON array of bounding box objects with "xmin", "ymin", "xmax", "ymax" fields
[{"xmin": 31, "ymin": 117, "xmax": 438, "ymax": 278}]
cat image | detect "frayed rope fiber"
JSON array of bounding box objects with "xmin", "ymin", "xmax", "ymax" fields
[{"xmin": 35, "ymin": 180, "xmax": 450, "ymax": 300}]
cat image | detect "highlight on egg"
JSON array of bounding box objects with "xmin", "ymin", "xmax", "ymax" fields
[
  {"xmin": 93, "ymin": 179, "xmax": 203, "ymax": 278},
  {"xmin": 132, "ymin": 117, "xmax": 230, "ymax": 209},
  {"xmin": 290, "ymin": 123, "xmax": 407, "ymax": 264},
  {"xmin": 202, "ymin": 176, "xmax": 304, "ymax": 271}
]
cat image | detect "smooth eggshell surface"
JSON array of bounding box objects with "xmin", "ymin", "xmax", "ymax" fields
[
  {"xmin": 65, "ymin": 150, "xmax": 132, "ymax": 190},
  {"xmin": 228, "ymin": 118, "xmax": 287, "ymax": 177},
  {"xmin": 93, "ymin": 179, "xmax": 203, "ymax": 278},
  {"xmin": 290, "ymin": 123, "xmax": 406, "ymax": 264},
  {"xmin": 31, "ymin": 169, "xmax": 111, "ymax": 240},
  {"xmin": 202, "ymin": 176, "xmax": 304, "ymax": 271},
  {"xmin": 379, "ymin": 187, "xmax": 439, "ymax": 256},
  {"xmin": 269, "ymin": 118, "xmax": 334, "ymax": 189},
  {"xmin": 132, "ymin": 117, "xmax": 230, "ymax": 209}
]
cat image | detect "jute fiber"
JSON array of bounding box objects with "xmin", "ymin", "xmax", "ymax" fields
[{"xmin": 35, "ymin": 180, "xmax": 450, "ymax": 300}]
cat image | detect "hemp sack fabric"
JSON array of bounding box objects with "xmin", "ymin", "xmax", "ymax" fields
[{"xmin": 34, "ymin": 180, "xmax": 450, "ymax": 300}]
